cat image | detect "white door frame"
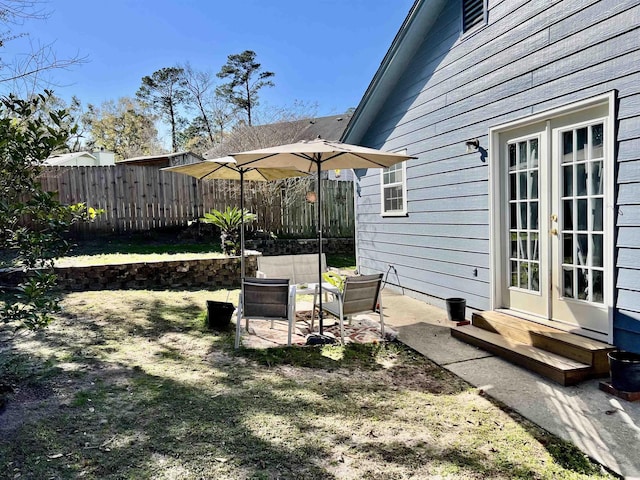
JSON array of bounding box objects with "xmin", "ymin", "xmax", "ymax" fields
[{"xmin": 488, "ymin": 91, "xmax": 616, "ymax": 343}]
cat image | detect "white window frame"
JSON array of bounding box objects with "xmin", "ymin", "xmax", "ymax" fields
[{"xmin": 380, "ymin": 159, "xmax": 408, "ymax": 217}]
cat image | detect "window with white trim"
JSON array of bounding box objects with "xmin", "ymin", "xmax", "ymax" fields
[
  {"xmin": 380, "ymin": 160, "xmax": 407, "ymax": 216},
  {"xmin": 462, "ymin": 0, "xmax": 486, "ymax": 33}
]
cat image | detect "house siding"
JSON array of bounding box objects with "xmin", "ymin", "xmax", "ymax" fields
[{"xmin": 350, "ymin": 0, "xmax": 640, "ymax": 351}]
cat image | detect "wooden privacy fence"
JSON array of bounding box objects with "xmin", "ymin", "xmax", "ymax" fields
[{"xmin": 37, "ymin": 165, "xmax": 354, "ymax": 237}]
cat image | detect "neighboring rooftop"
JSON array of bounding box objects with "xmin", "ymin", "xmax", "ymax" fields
[
  {"xmin": 45, "ymin": 150, "xmax": 115, "ymax": 167},
  {"xmin": 204, "ymin": 113, "xmax": 354, "ymax": 181},
  {"xmin": 205, "ymin": 113, "xmax": 353, "ymax": 159},
  {"xmin": 303, "ymin": 113, "xmax": 353, "ymax": 142},
  {"xmin": 119, "ymin": 151, "xmax": 205, "ymax": 167}
]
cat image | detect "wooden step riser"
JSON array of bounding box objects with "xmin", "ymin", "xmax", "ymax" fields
[
  {"xmin": 471, "ymin": 314, "xmax": 593, "ymax": 364},
  {"xmin": 588, "ymin": 352, "xmax": 611, "ymax": 376},
  {"xmin": 472, "ymin": 313, "xmax": 544, "ymax": 344},
  {"xmin": 472, "ymin": 313, "xmax": 612, "ymax": 373},
  {"xmin": 529, "ymin": 331, "xmax": 610, "ymax": 376},
  {"xmin": 451, "ymin": 328, "xmax": 591, "ymax": 386}
]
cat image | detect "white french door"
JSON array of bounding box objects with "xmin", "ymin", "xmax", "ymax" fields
[
  {"xmin": 500, "ymin": 125, "xmax": 549, "ymax": 318},
  {"xmin": 491, "ymin": 94, "xmax": 614, "ymax": 341},
  {"xmin": 550, "ymin": 117, "xmax": 608, "ymax": 334}
]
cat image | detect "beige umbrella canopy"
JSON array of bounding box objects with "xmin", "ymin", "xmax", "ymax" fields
[
  {"xmin": 163, "ymin": 157, "xmax": 308, "ymax": 182},
  {"xmin": 229, "ymin": 139, "xmax": 416, "ymax": 340},
  {"xmin": 230, "ymin": 138, "xmax": 414, "ymax": 171},
  {"xmin": 162, "ymin": 158, "xmax": 308, "ymax": 279}
]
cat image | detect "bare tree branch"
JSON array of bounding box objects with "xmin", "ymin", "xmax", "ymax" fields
[{"xmin": 0, "ymin": 1, "xmax": 88, "ymax": 96}]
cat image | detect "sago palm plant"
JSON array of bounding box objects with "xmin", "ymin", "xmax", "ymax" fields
[{"xmin": 200, "ymin": 206, "xmax": 257, "ymax": 255}]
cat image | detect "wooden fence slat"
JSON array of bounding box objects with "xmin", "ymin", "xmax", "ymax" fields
[{"xmin": 31, "ymin": 165, "xmax": 354, "ymax": 236}]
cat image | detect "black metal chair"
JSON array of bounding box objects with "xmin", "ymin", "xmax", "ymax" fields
[
  {"xmin": 312, "ymin": 274, "xmax": 384, "ymax": 343},
  {"xmin": 235, "ymin": 278, "xmax": 296, "ymax": 349}
]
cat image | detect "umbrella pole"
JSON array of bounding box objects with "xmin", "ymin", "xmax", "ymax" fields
[
  {"xmin": 240, "ymin": 170, "xmax": 245, "ymax": 281},
  {"xmin": 317, "ymin": 158, "xmax": 324, "ymax": 335},
  {"xmin": 306, "ymin": 157, "xmax": 335, "ymax": 345}
]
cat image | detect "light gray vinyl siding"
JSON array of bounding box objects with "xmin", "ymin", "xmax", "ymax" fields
[
  {"xmin": 352, "ymin": 0, "xmax": 640, "ymax": 348},
  {"xmin": 616, "ymin": 78, "xmax": 640, "ymax": 350}
]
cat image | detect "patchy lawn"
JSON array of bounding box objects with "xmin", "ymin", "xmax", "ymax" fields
[
  {"xmin": 53, "ymin": 232, "xmax": 223, "ymax": 267},
  {"xmin": 0, "ymin": 289, "xmax": 614, "ymax": 479}
]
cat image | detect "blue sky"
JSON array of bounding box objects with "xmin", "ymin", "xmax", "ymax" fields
[{"xmin": 4, "ymin": 0, "xmax": 414, "ymax": 120}]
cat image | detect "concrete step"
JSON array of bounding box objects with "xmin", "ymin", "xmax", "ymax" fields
[
  {"xmin": 471, "ymin": 311, "xmax": 615, "ymax": 375},
  {"xmin": 451, "ymin": 324, "xmax": 592, "ymax": 386}
]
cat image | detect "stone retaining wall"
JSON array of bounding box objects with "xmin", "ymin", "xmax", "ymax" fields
[
  {"xmin": 1, "ymin": 256, "xmax": 258, "ymax": 292},
  {"xmin": 0, "ymin": 238, "xmax": 353, "ymax": 292}
]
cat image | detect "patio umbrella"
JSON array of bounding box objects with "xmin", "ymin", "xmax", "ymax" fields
[
  {"xmin": 229, "ymin": 139, "xmax": 416, "ymax": 341},
  {"xmin": 162, "ymin": 158, "xmax": 308, "ymax": 279}
]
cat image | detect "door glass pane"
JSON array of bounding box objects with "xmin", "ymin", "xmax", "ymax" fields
[
  {"xmin": 511, "ymin": 232, "xmax": 518, "ymax": 257},
  {"xmin": 519, "ymin": 172, "xmax": 527, "ymax": 199},
  {"xmin": 563, "ymin": 267, "xmax": 574, "ymax": 298},
  {"xmin": 509, "ymin": 174, "xmax": 516, "ymax": 200},
  {"xmin": 531, "ymin": 263, "xmax": 539, "ymax": 291},
  {"xmin": 509, "ymin": 144, "xmax": 516, "ymax": 171},
  {"xmin": 519, "ymin": 262, "xmax": 529, "ymax": 289},
  {"xmin": 530, "ymin": 171, "xmax": 538, "ymax": 199},
  {"xmin": 563, "ymin": 200, "xmax": 573, "ymax": 230},
  {"xmin": 563, "ymin": 165, "xmax": 573, "ymax": 196},
  {"xmin": 590, "ymin": 161, "xmax": 603, "ymax": 195},
  {"xmin": 576, "ymin": 163, "xmax": 587, "ymax": 196},
  {"xmin": 529, "ymin": 139, "xmax": 539, "ymax": 168},
  {"xmin": 519, "ymin": 232, "xmax": 528, "ymax": 260},
  {"xmin": 577, "ymin": 269, "xmax": 588, "ymax": 300},
  {"xmin": 592, "ymin": 270, "xmax": 604, "ymax": 303},
  {"xmin": 593, "ymin": 198, "xmax": 603, "ymax": 231},
  {"xmin": 519, "ymin": 202, "xmax": 527, "ymax": 229},
  {"xmin": 518, "ymin": 142, "xmax": 527, "ymax": 169},
  {"xmin": 563, "ymin": 234, "xmax": 573, "ymax": 264},
  {"xmin": 531, "ymin": 233, "xmax": 539, "ymax": 261},
  {"xmin": 530, "ymin": 202, "xmax": 538, "ymax": 229},
  {"xmin": 592, "ymin": 234, "xmax": 603, "ymax": 268},
  {"xmin": 562, "ymin": 131, "xmax": 573, "ymax": 163},
  {"xmin": 510, "ymin": 203, "xmax": 517, "ymax": 229},
  {"xmin": 577, "ymin": 234, "xmax": 588, "ymax": 266},
  {"xmin": 577, "ymin": 199, "xmax": 587, "ymax": 230},
  {"xmin": 511, "ymin": 261, "xmax": 518, "ymax": 287},
  {"xmin": 576, "ymin": 127, "xmax": 587, "ymax": 161},
  {"xmin": 591, "ymin": 124, "xmax": 604, "ymax": 159}
]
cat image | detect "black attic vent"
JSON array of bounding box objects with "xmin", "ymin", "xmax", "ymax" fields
[{"xmin": 463, "ymin": 0, "xmax": 484, "ymax": 32}]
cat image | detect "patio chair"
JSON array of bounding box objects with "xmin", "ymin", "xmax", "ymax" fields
[
  {"xmin": 311, "ymin": 273, "xmax": 384, "ymax": 343},
  {"xmin": 235, "ymin": 278, "xmax": 297, "ymax": 349}
]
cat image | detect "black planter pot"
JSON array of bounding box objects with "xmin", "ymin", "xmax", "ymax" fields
[
  {"xmin": 608, "ymin": 351, "xmax": 640, "ymax": 392},
  {"xmin": 446, "ymin": 298, "xmax": 466, "ymax": 322},
  {"xmin": 206, "ymin": 301, "xmax": 234, "ymax": 329}
]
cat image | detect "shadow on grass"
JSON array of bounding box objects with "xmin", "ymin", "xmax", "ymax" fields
[
  {"xmin": 0, "ymin": 289, "xmax": 613, "ymax": 479},
  {"xmin": 475, "ymin": 392, "xmax": 612, "ymax": 477},
  {"xmin": 325, "ymin": 254, "xmax": 356, "ymax": 270},
  {"xmin": 64, "ymin": 231, "xmax": 223, "ymax": 257},
  {"xmin": 1, "ymin": 356, "xmax": 600, "ymax": 479}
]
